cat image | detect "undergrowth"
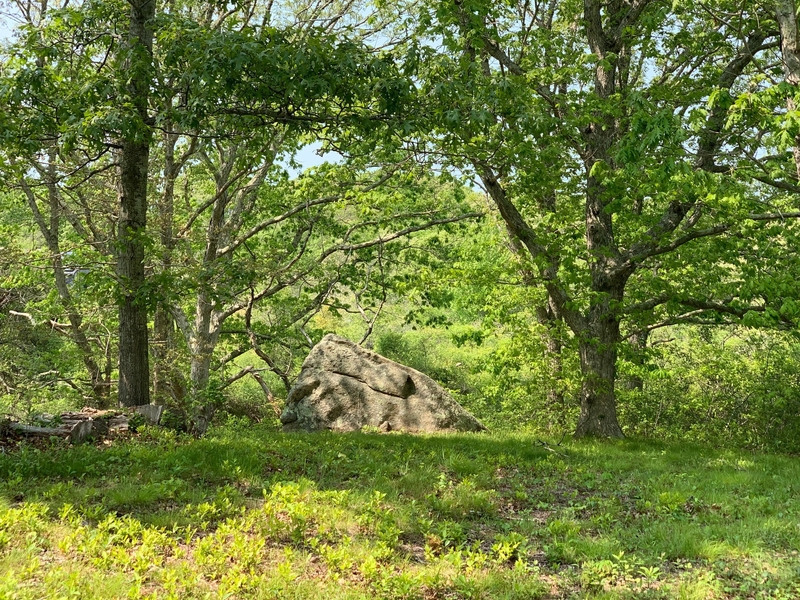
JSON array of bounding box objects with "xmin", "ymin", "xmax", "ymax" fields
[{"xmin": 1, "ymin": 425, "xmax": 799, "ymax": 599}]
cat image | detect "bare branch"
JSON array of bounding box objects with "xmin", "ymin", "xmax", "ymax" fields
[
  {"xmin": 217, "ymin": 170, "xmax": 397, "ymax": 257},
  {"xmin": 9, "ymin": 310, "xmax": 37, "ymax": 325}
]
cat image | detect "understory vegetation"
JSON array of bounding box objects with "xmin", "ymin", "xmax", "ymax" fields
[
  {"xmin": 1, "ymin": 425, "xmax": 799, "ymax": 599},
  {"xmin": 7, "ymin": 298, "xmax": 800, "ymax": 454}
]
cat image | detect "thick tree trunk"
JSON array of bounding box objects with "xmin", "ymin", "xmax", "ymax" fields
[
  {"xmin": 117, "ymin": 285, "xmax": 150, "ymax": 406},
  {"xmin": 571, "ymin": 0, "xmax": 632, "ymax": 438},
  {"xmin": 116, "ymin": 0, "xmax": 155, "ymax": 407},
  {"xmin": 575, "ymin": 315, "xmax": 625, "ymax": 438}
]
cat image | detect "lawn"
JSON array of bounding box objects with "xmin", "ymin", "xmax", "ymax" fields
[{"xmin": 1, "ymin": 423, "xmax": 799, "ymax": 599}]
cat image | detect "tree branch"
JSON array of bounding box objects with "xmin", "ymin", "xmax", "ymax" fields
[{"xmin": 217, "ymin": 170, "xmax": 396, "ymax": 257}]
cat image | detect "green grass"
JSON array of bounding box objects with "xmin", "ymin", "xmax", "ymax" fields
[{"xmin": 1, "ymin": 425, "xmax": 799, "ymax": 599}]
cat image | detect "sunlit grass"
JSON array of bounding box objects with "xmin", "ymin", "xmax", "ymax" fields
[{"xmin": 1, "ymin": 425, "xmax": 799, "ymax": 598}]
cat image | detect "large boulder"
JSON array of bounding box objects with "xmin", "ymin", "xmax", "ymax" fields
[{"xmin": 280, "ymin": 334, "xmax": 486, "ymax": 433}]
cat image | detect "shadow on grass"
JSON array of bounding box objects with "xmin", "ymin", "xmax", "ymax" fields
[{"xmin": 1, "ymin": 424, "xmax": 799, "ymax": 568}]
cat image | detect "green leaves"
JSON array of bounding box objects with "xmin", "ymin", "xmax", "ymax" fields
[{"xmin": 157, "ymin": 22, "xmax": 412, "ymax": 137}]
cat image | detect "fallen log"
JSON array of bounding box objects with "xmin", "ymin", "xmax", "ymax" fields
[
  {"xmin": 3, "ymin": 406, "xmax": 162, "ymax": 445},
  {"xmin": 9, "ymin": 420, "xmax": 100, "ymax": 443},
  {"xmin": 8, "ymin": 423, "xmax": 71, "ymax": 437}
]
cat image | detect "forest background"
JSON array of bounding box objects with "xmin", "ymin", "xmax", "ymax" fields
[{"xmin": 2, "ymin": 0, "xmax": 800, "ymax": 450}]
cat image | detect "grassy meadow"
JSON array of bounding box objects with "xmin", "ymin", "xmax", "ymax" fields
[{"xmin": 1, "ymin": 424, "xmax": 799, "ymax": 599}]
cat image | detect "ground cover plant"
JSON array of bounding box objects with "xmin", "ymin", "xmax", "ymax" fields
[{"xmin": 1, "ymin": 424, "xmax": 798, "ymax": 599}]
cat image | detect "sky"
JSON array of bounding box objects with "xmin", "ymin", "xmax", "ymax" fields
[
  {"xmin": 1, "ymin": 18, "xmax": 13, "ymax": 39},
  {"xmin": 283, "ymin": 142, "xmax": 339, "ymax": 176}
]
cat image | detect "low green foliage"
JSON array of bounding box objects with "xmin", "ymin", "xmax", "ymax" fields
[
  {"xmin": 1, "ymin": 426, "xmax": 799, "ymax": 599},
  {"xmin": 370, "ymin": 321, "xmax": 800, "ymax": 454},
  {"xmin": 619, "ymin": 328, "xmax": 800, "ymax": 453}
]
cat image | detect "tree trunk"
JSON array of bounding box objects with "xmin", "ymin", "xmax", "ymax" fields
[
  {"xmin": 623, "ymin": 330, "xmax": 649, "ymax": 392},
  {"xmin": 536, "ymin": 303, "xmax": 564, "ymax": 409},
  {"xmin": 117, "ymin": 285, "xmax": 150, "ymax": 407},
  {"xmin": 571, "ymin": 0, "xmax": 631, "ymax": 438},
  {"xmin": 116, "ymin": 0, "xmax": 155, "ymax": 407},
  {"xmin": 190, "ymin": 352, "xmax": 212, "ymax": 394},
  {"xmin": 152, "ymin": 129, "xmax": 179, "ymax": 404},
  {"xmin": 574, "ymin": 314, "xmax": 625, "ymax": 438},
  {"xmin": 189, "ymin": 349, "xmax": 215, "ymax": 435}
]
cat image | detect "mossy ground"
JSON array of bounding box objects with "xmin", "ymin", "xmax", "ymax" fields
[{"xmin": 1, "ymin": 423, "xmax": 799, "ymax": 599}]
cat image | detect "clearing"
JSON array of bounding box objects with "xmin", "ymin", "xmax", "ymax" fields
[{"xmin": 1, "ymin": 425, "xmax": 799, "ymax": 599}]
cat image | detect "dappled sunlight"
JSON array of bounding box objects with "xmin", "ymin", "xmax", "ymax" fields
[{"xmin": 1, "ymin": 425, "xmax": 799, "ymax": 597}]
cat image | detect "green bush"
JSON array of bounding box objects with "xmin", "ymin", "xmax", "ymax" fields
[{"xmin": 619, "ymin": 327, "xmax": 800, "ymax": 453}]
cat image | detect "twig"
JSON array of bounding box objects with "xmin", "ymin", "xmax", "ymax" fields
[{"xmin": 536, "ymin": 438, "xmax": 568, "ymax": 457}]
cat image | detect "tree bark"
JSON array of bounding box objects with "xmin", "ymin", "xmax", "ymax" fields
[
  {"xmin": 116, "ymin": 0, "xmax": 155, "ymax": 407},
  {"xmin": 776, "ymin": 0, "xmax": 800, "ymax": 178},
  {"xmin": 574, "ymin": 312, "xmax": 625, "ymax": 438},
  {"xmin": 569, "ymin": 0, "xmax": 633, "ymax": 437}
]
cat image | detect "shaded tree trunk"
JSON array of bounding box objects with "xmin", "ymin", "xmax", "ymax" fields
[
  {"xmin": 116, "ymin": 0, "xmax": 155, "ymax": 407},
  {"xmin": 575, "ymin": 311, "xmax": 624, "ymax": 438}
]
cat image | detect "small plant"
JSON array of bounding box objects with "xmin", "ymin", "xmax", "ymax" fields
[
  {"xmin": 318, "ymin": 539, "xmax": 354, "ymax": 579},
  {"xmin": 127, "ymin": 413, "xmax": 146, "ymax": 433},
  {"xmin": 580, "ymin": 558, "xmax": 620, "ymax": 591},
  {"xmin": 546, "ymin": 518, "xmax": 581, "ymax": 539},
  {"xmin": 424, "ymin": 519, "xmax": 467, "ymax": 556},
  {"xmin": 639, "ymin": 564, "xmax": 663, "ymax": 582},
  {"xmin": 492, "ymin": 531, "xmax": 530, "ymax": 564},
  {"xmin": 657, "ymin": 490, "xmax": 686, "ymax": 514}
]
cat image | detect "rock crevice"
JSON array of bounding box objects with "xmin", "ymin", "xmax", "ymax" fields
[{"xmin": 327, "ymin": 369, "xmax": 416, "ymax": 400}]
